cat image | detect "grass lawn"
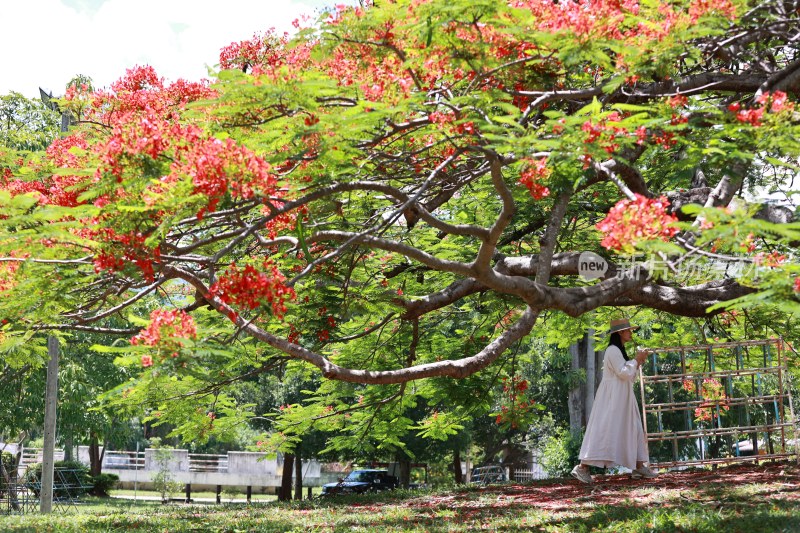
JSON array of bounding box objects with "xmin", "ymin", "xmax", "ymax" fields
[{"xmin": 1, "ymin": 461, "xmax": 797, "ymax": 532}]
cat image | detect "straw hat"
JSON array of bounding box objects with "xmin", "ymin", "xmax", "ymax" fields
[{"xmin": 608, "ymin": 318, "xmax": 639, "ymax": 335}]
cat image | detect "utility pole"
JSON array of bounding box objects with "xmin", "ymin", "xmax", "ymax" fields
[{"xmin": 40, "ymin": 336, "xmax": 59, "ymax": 513}]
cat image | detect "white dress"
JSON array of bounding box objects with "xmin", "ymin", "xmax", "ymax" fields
[{"xmin": 578, "ymin": 344, "xmax": 649, "ymax": 470}]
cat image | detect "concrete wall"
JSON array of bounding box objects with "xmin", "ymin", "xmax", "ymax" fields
[
  {"xmin": 73, "ymin": 446, "xmax": 322, "ymax": 491},
  {"xmin": 4, "ymin": 443, "xmax": 329, "ymax": 492}
]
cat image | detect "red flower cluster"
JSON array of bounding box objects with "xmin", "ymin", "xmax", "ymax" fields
[
  {"xmin": 219, "ymin": 30, "xmax": 314, "ymax": 82},
  {"xmin": 719, "ymin": 310, "xmax": 740, "ymax": 327},
  {"xmin": 55, "ymin": 67, "xmax": 274, "ymax": 281},
  {"xmin": 46, "ymin": 134, "xmax": 90, "ymax": 168},
  {"xmin": 131, "ymin": 309, "xmax": 198, "ymax": 368},
  {"xmin": 494, "ymin": 375, "xmax": 537, "ymax": 430},
  {"xmin": 687, "ymin": 0, "xmax": 737, "ymax": 22},
  {"xmin": 262, "ymin": 203, "xmax": 308, "ymax": 240},
  {"xmin": 0, "ymin": 134, "xmax": 90, "ymax": 208},
  {"xmin": 66, "ymin": 66, "xmax": 215, "ymax": 122},
  {"xmin": 753, "ymin": 251, "xmax": 786, "ymax": 268},
  {"xmin": 794, "ymin": 277, "xmax": 800, "ymax": 293},
  {"xmin": 287, "ymin": 324, "xmax": 301, "ymax": 344},
  {"xmin": 512, "ymin": 0, "xmax": 735, "ymax": 42},
  {"xmin": 596, "ymin": 194, "xmax": 678, "ymax": 252},
  {"xmin": 209, "ymin": 261, "xmax": 296, "ymax": 317},
  {"xmin": 683, "ymin": 378, "xmax": 729, "ymax": 423},
  {"xmin": 734, "ymin": 106, "xmax": 764, "ymax": 127},
  {"xmin": 0, "ymin": 252, "xmax": 24, "ymax": 294},
  {"xmin": 731, "ymin": 91, "xmax": 795, "ymax": 127},
  {"xmin": 759, "ymin": 90, "xmax": 793, "ymax": 112},
  {"xmin": 428, "ymin": 111, "xmax": 456, "ymax": 125},
  {"xmin": 95, "ymin": 104, "xmax": 278, "ymax": 218},
  {"xmin": 581, "ymin": 111, "xmax": 628, "ymax": 154},
  {"xmin": 518, "ymin": 158, "xmax": 551, "ymax": 200},
  {"xmin": 219, "ymin": 31, "xmax": 288, "ymax": 73},
  {"xmin": 91, "ymin": 230, "xmax": 162, "ymax": 282},
  {"xmin": 169, "ymin": 129, "xmax": 277, "ymax": 217},
  {"xmin": 668, "ymin": 94, "xmax": 688, "ymax": 108}
]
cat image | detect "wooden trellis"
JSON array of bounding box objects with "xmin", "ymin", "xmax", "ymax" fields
[{"xmin": 638, "ymin": 338, "xmax": 799, "ymax": 469}]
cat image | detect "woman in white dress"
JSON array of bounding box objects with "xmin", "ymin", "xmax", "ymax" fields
[{"xmin": 570, "ymin": 319, "xmax": 658, "ymax": 483}]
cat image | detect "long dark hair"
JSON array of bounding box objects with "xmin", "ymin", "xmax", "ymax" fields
[{"xmin": 609, "ymin": 332, "xmax": 629, "ymax": 361}]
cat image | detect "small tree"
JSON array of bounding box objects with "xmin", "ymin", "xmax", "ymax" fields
[{"xmin": 150, "ymin": 440, "xmax": 182, "ymax": 503}]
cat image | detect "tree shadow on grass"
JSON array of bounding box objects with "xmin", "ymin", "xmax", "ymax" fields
[{"xmin": 550, "ymin": 499, "xmax": 800, "ymax": 533}]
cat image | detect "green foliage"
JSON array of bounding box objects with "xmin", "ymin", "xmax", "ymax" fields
[
  {"xmin": 89, "ymin": 473, "xmax": 119, "ymax": 497},
  {"xmin": 0, "ymin": 92, "xmax": 59, "ymax": 151},
  {"xmin": 540, "ymin": 427, "xmax": 583, "ymax": 478},
  {"xmin": 1, "ymin": 450, "xmax": 14, "ymax": 472}
]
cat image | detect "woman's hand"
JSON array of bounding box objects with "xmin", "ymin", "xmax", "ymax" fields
[{"xmin": 635, "ymin": 350, "xmax": 648, "ymax": 366}]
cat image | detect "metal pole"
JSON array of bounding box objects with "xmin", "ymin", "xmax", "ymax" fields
[
  {"xmin": 40, "ymin": 336, "xmax": 59, "ymax": 513},
  {"xmin": 134, "ymin": 442, "xmax": 139, "ymax": 503}
]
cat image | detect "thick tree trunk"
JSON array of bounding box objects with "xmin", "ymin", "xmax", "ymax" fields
[
  {"xmin": 398, "ymin": 458, "xmax": 411, "ymax": 488},
  {"xmin": 278, "ymin": 453, "xmax": 294, "ymax": 501},
  {"xmin": 584, "ymin": 331, "xmax": 596, "ymax": 419},
  {"xmin": 294, "ymin": 446, "xmax": 302, "ymax": 500},
  {"xmin": 568, "ymin": 341, "xmax": 586, "ymax": 433},
  {"xmin": 453, "ymin": 449, "xmax": 463, "ymax": 484},
  {"xmin": 63, "ymin": 435, "xmax": 73, "ymax": 462},
  {"xmin": 569, "ymin": 332, "xmax": 601, "ymax": 432},
  {"xmin": 88, "ymin": 436, "xmax": 102, "ymax": 477}
]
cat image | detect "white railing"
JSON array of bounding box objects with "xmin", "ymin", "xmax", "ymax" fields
[
  {"xmin": 103, "ymin": 450, "xmax": 145, "ymax": 470},
  {"xmin": 511, "ymin": 454, "xmax": 549, "ymax": 481},
  {"xmin": 512, "ymin": 467, "xmax": 548, "ymax": 481},
  {"xmin": 19, "ymin": 448, "xmax": 64, "ymax": 467},
  {"xmin": 188, "ymin": 453, "xmax": 228, "ymax": 473}
]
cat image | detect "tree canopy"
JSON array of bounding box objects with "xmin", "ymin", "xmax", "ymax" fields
[{"xmin": 1, "ymin": 0, "xmax": 800, "ymax": 446}]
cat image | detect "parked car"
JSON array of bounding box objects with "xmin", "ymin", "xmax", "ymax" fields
[
  {"xmin": 469, "ymin": 465, "xmax": 507, "ymax": 485},
  {"xmin": 321, "ymin": 469, "xmax": 399, "ymax": 495}
]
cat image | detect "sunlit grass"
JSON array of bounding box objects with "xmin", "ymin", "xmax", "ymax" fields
[{"xmin": 2, "ymin": 464, "xmax": 798, "ymax": 532}]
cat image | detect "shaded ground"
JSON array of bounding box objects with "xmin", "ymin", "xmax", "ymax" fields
[
  {"xmin": 427, "ymin": 460, "xmax": 800, "ymax": 512},
  {"xmin": 345, "ymin": 460, "xmax": 800, "ymax": 531},
  {"xmin": 1, "ymin": 460, "xmax": 798, "ymax": 531}
]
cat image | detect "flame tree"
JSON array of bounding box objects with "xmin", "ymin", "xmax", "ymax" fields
[{"xmin": 1, "ymin": 0, "xmax": 800, "ymax": 445}]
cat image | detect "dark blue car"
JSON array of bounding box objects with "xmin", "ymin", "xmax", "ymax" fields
[{"xmin": 321, "ymin": 469, "xmax": 399, "ymax": 495}]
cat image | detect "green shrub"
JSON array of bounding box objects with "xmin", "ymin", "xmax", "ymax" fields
[
  {"xmin": 1, "ymin": 451, "xmax": 14, "ymax": 472},
  {"xmin": 540, "ymin": 427, "xmax": 583, "ymax": 477},
  {"xmin": 90, "ymin": 473, "xmax": 119, "ymax": 497}
]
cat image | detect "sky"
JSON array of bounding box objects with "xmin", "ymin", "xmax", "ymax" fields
[{"xmin": 0, "ymin": 0, "xmax": 342, "ymax": 98}]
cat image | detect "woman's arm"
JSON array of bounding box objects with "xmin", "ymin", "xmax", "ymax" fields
[{"xmin": 606, "ymin": 346, "xmax": 640, "ymax": 382}]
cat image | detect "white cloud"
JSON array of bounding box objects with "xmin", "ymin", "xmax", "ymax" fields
[{"xmin": 1, "ymin": 0, "xmax": 333, "ymax": 98}]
